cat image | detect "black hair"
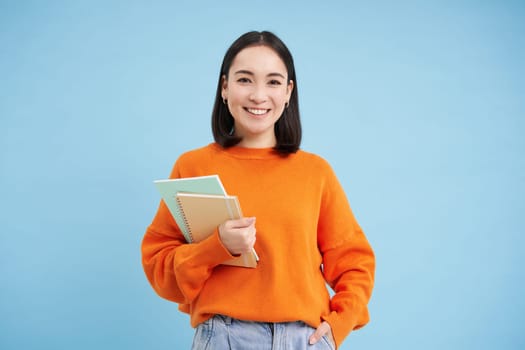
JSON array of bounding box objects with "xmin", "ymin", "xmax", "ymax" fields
[{"xmin": 211, "ymin": 31, "xmax": 301, "ymax": 154}]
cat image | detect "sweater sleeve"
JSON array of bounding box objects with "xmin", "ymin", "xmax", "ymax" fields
[
  {"xmin": 317, "ymin": 165, "xmax": 375, "ymax": 347},
  {"xmin": 141, "ymin": 162, "xmax": 236, "ymax": 305},
  {"xmin": 141, "ymin": 201, "xmax": 235, "ymax": 304}
]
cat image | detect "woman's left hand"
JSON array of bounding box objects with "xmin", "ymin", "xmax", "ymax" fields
[{"xmin": 309, "ymin": 321, "xmax": 335, "ymax": 347}]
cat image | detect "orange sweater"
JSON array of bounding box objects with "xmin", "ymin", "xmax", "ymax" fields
[{"xmin": 141, "ymin": 143, "xmax": 375, "ymax": 347}]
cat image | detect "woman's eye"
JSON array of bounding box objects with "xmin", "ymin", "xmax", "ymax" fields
[
  {"xmin": 268, "ymin": 80, "xmax": 282, "ymax": 86},
  {"xmin": 237, "ymin": 78, "xmax": 251, "ymax": 83}
]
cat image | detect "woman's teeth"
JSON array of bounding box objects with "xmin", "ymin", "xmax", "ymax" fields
[{"xmin": 247, "ymin": 108, "xmax": 268, "ymax": 115}]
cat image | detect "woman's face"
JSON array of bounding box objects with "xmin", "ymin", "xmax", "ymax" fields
[{"xmin": 222, "ymin": 45, "xmax": 293, "ymax": 148}]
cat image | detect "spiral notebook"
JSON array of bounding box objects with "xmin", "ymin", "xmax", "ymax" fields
[
  {"xmin": 154, "ymin": 175, "xmax": 226, "ymax": 242},
  {"xmin": 176, "ymin": 192, "xmax": 259, "ymax": 268}
]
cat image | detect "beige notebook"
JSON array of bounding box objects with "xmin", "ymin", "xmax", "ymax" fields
[{"xmin": 176, "ymin": 192, "xmax": 259, "ymax": 268}]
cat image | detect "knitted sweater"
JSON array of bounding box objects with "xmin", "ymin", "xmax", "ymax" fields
[{"xmin": 141, "ymin": 143, "xmax": 375, "ymax": 347}]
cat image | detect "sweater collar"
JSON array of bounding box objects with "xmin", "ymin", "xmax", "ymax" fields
[{"xmin": 211, "ymin": 143, "xmax": 285, "ymax": 160}]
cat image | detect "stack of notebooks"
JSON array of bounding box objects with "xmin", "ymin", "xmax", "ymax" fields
[{"xmin": 154, "ymin": 175, "xmax": 258, "ymax": 268}]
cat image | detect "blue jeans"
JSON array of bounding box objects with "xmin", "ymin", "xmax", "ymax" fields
[{"xmin": 191, "ymin": 315, "xmax": 335, "ymax": 350}]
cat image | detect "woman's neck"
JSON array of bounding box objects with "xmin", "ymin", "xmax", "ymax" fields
[{"xmin": 236, "ymin": 133, "xmax": 276, "ymax": 149}]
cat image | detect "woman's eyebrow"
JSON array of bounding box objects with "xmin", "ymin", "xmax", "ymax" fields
[
  {"xmin": 234, "ymin": 69, "xmax": 254, "ymax": 76},
  {"xmin": 267, "ymin": 72, "xmax": 286, "ymax": 79},
  {"xmin": 234, "ymin": 70, "xmax": 286, "ymax": 79}
]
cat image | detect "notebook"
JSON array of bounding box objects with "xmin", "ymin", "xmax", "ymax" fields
[
  {"xmin": 176, "ymin": 192, "xmax": 259, "ymax": 268},
  {"xmin": 154, "ymin": 175, "xmax": 226, "ymax": 242}
]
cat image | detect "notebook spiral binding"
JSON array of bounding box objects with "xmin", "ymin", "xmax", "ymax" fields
[{"xmin": 176, "ymin": 196, "xmax": 194, "ymax": 242}]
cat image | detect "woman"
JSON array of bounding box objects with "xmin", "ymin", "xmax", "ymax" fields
[{"xmin": 141, "ymin": 31, "xmax": 375, "ymax": 350}]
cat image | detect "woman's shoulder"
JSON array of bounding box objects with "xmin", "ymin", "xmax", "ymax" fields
[
  {"xmin": 295, "ymin": 149, "xmax": 334, "ymax": 170},
  {"xmin": 177, "ymin": 143, "xmax": 218, "ymax": 160},
  {"xmin": 296, "ymin": 149, "xmax": 345, "ymax": 191},
  {"xmin": 170, "ymin": 143, "xmax": 218, "ymax": 170},
  {"xmin": 292, "ymin": 150, "xmax": 340, "ymax": 181}
]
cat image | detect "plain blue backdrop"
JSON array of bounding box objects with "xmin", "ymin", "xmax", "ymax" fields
[{"xmin": 1, "ymin": 1, "xmax": 524, "ymax": 349}]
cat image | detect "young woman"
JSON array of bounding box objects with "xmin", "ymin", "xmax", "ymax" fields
[{"xmin": 141, "ymin": 31, "xmax": 375, "ymax": 350}]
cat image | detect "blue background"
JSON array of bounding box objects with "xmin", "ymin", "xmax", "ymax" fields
[{"xmin": 1, "ymin": 1, "xmax": 524, "ymax": 349}]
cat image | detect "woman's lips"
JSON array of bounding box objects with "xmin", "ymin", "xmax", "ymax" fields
[{"xmin": 245, "ymin": 107, "xmax": 270, "ymax": 115}]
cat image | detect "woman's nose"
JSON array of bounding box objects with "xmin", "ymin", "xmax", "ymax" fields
[{"xmin": 249, "ymin": 86, "xmax": 267, "ymax": 103}]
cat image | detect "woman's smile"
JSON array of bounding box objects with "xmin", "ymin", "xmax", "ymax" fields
[{"xmin": 245, "ymin": 107, "xmax": 270, "ymax": 116}]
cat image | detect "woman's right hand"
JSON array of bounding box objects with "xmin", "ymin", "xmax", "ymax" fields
[{"xmin": 218, "ymin": 217, "xmax": 256, "ymax": 255}]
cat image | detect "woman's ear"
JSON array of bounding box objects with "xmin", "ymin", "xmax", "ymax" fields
[
  {"xmin": 221, "ymin": 75, "xmax": 228, "ymax": 99},
  {"xmin": 286, "ymin": 79, "xmax": 294, "ymax": 99}
]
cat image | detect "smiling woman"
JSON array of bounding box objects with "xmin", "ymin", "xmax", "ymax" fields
[
  {"xmin": 221, "ymin": 45, "xmax": 294, "ymax": 148},
  {"xmin": 141, "ymin": 31, "xmax": 375, "ymax": 350},
  {"xmin": 211, "ymin": 31, "xmax": 302, "ymax": 154}
]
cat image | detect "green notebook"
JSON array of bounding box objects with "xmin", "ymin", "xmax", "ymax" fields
[{"xmin": 154, "ymin": 175, "xmax": 226, "ymax": 242}]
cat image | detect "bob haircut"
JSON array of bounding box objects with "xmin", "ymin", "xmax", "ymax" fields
[{"xmin": 211, "ymin": 31, "xmax": 301, "ymax": 155}]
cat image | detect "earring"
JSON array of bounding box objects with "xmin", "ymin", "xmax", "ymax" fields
[
  {"xmin": 223, "ymin": 98, "xmax": 227, "ymax": 105},
  {"xmin": 285, "ymin": 102, "xmax": 289, "ymax": 109}
]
